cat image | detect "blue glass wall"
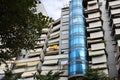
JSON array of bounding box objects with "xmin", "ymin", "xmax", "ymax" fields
[{"xmin": 69, "ymin": 0, "xmax": 88, "ymax": 77}]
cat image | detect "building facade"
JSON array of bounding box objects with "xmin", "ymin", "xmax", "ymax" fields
[
  {"xmin": 42, "ymin": 0, "xmax": 119, "ymax": 80},
  {"xmin": 1, "ymin": 0, "xmax": 120, "ymax": 80}
]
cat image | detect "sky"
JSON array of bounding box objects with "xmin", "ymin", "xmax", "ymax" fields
[{"xmin": 41, "ymin": 0, "xmax": 70, "ymax": 20}]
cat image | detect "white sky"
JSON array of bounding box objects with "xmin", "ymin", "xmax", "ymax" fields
[{"xmin": 41, "ymin": 0, "xmax": 70, "ymax": 20}]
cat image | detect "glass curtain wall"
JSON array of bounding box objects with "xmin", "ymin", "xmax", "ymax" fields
[{"xmin": 69, "ymin": 0, "xmax": 87, "ymax": 77}]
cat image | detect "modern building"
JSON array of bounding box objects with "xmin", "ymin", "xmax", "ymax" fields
[
  {"xmin": 106, "ymin": 0, "xmax": 120, "ymax": 78},
  {"xmin": 1, "ymin": 0, "xmax": 120, "ymax": 80},
  {"xmin": 41, "ymin": 19, "xmax": 68, "ymax": 80},
  {"xmin": 42, "ymin": 0, "xmax": 120, "ymax": 80}
]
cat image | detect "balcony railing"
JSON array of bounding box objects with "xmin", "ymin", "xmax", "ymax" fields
[
  {"xmin": 91, "ymin": 43, "xmax": 105, "ymax": 51},
  {"xmin": 89, "ymin": 50, "xmax": 105, "ymax": 56},
  {"xmin": 92, "ymin": 55, "xmax": 107, "ymax": 64},
  {"xmin": 91, "ymin": 63, "xmax": 107, "ymax": 69}
]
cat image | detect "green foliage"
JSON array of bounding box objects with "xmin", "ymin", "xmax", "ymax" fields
[
  {"xmin": 0, "ymin": 0, "xmax": 53, "ymax": 60},
  {"xmin": 33, "ymin": 70, "xmax": 64, "ymax": 80},
  {"xmin": 82, "ymin": 68, "xmax": 113, "ymax": 80},
  {"xmin": 1, "ymin": 65, "xmax": 21, "ymax": 80}
]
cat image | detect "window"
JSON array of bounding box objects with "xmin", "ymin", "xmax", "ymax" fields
[
  {"xmin": 62, "ymin": 10, "xmax": 69, "ymax": 15},
  {"xmin": 61, "ymin": 39, "xmax": 68, "ymax": 44},
  {"xmin": 62, "ymin": 30, "xmax": 69, "ymax": 35},
  {"xmin": 62, "ymin": 14, "xmax": 69, "ymax": 18}
]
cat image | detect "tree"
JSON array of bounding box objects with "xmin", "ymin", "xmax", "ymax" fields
[
  {"xmin": 33, "ymin": 70, "xmax": 64, "ymax": 80},
  {"xmin": 0, "ymin": 0, "xmax": 53, "ymax": 61},
  {"xmin": 82, "ymin": 68, "xmax": 113, "ymax": 80},
  {"xmin": 1, "ymin": 64, "xmax": 21, "ymax": 80}
]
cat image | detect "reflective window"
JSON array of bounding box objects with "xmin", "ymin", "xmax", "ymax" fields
[
  {"xmin": 62, "ymin": 10, "xmax": 69, "ymax": 15},
  {"xmin": 69, "ymin": 61, "xmax": 87, "ymax": 76},
  {"xmin": 71, "ymin": 0, "xmax": 83, "ymax": 7},
  {"xmin": 62, "ymin": 18, "xmax": 69, "ymax": 22},
  {"xmin": 70, "ymin": 36, "xmax": 86, "ymax": 47},
  {"xmin": 69, "ymin": 48, "xmax": 87, "ymax": 61},
  {"xmin": 70, "ymin": 25, "xmax": 85, "ymax": 35},
  {"xmin": 61, "ymin": 39, "xmax": 68, "ymax": 44},
  {"xmin": 62, "ymin": 14, "xmax": 69, "ymax": 18},
  {"xmin": 73, "ymin": 16, "xmax": 84, "ymax": 24},
  {"xmin": 72, "ymin": 8, "xmax": 83, "ymax": 15}
]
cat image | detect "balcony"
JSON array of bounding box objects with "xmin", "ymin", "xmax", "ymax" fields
[
  {"xmin": 51, "ymin": 24, "xmax": 60, "ymax": 32},
  {"xmin": 45, "ymin": 50, "xmax": 59, "ymax": 56},
  {"xmin": 89, "ymin": 50, "xmax": 105, "ymax": 56},
  {"xmin": 89, "ymin": 31, "xmax": 104, "ymax": 39},
  {"xmin": 92, "ymin": 55, "xmax": 107, "ymax": 64},
  {"xmin": 44, "ymin": 54, "xmax": 68, "ymax": 61},
  {"xmin": 43, "ymin": 59, "xmax": 58, "ymax": 66},
  {"xmin": 91, "ymin": 43, "xmax": 105, "ymax": 51},
  {"xmin": 111, "ymin": 8, "xmax": 120, "ymax": 15},
  {"xmin": 91, "ymin": 63, "xmax": 107, "ymax": 69},
  {"xmin": 15, "ymin": 57, "xmax": 41, "ymax": 67},
  {"xmin": 13, "ymin": 66, "xmax": 37, "ymax": 74},
  {"xmin": 48, "ymin": 38, "xmax": 59, "ymax": 44},
  {"xmin": 28, "ymin": 52, "xmax": 41, "ymax": 58},
  {"xmin": 41, "ymin": 70, "xmax": 59, "ymax": 75},
  {"xmin": 109, "ymin": 0, "xmax": 120, "ymax": 7},
  {"xmin": 21, "ymin": 70, "xmax": 37, "ymax": 78},
  {"xmin": 114, "ymin": 28, "xmax": 120, "ymax": 39},
  {"xmin": 50, "ymin": 30, "xmax": 60, "ymax": 37},
  {"xmin": 87, "ymin": 2, "xmax": 99, "ymax": 11},
  {"xmin": 41, "ymin": 65, "xmax": 59, "ymax": 71},
  {"xmin": 15, "ymin": 57, "xmax": 40, "ymax": 63},
  {"xmin": 29, "ymin": 48, "xmax": 42, "ymax": 56},
  {"xmin": 28, "ymin": 53, "xmax": 40, "ymax": 57},
  {"xmin": 35, "ymin": 41, "xmax": 44, "ymax": 47},
  {"xmin": 88, "ymin": 12, "xmax": 101, "ymax": 19},
  {"xmin": 88, "ymin": 21, "xmax": 102, "ymax": 29},
  {"xmin": 40, "ymin": 34, "xmax": 47, "ymax": 39},
  {"xmin": 42, "ymin": 28, "xmax": 49, "ymax": 33},
  {"xmin": 87, "ymin": 27, "xmax": 102, "ymax": 33},
  {"xmin": 44, "ymin": 55, "xmax": 58, "ymax": 60},
  {"xmin": 87, "ymin": 39, "xmax": 103, "ymax": 44},
  {"xmin": 117, "ymin": 40, "xmax": 120, "ymax": 47},
  {"xmin": 113, "ymin": 18, "xmax": 120, "ymax": 24},
  {"xmin": 15, "ymin": 61, "xmax": 41, "ymax": 68},
  {"xmin": 88, "ymin": 0, "xmax": 97, "ymax": 5}
]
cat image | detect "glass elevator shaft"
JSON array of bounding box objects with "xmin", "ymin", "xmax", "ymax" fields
[{"xmin": 69, "ymin": 0, "xmax": 88, "ymax": 78}]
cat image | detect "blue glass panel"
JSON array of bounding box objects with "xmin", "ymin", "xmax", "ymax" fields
[
  {"xmin": 72, "ymin": 17, "xmax": 84, "ymax": 24},
  {"xmin": 71, "ymin": 0, "xmax": 83, "ymax": 8},
  {"xmin": 70, "ymin": 19, "xmax": 73, "ymax": 26},
  {"xmin": 69, "ymin": 48, "xmax": 87, "ymax": 61},
  {"xmin": 70, "ymin": 25, "xmax": 85, "ymax": 35},
  {"xmin": 72, "ymin": 8, "xmax": 83, "ymax": 15},
  {"xmin": 69, "ymin": 61, "xmax": 87, "ymax": 76},
  {"xmin": 70, "ymin": 36, "xmax": 86, "ymax": 47}
]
